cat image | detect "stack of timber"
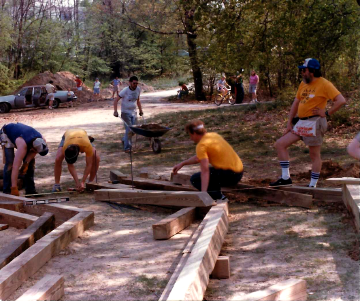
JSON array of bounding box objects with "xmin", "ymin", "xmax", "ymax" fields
[
  {"xmin": 0, "ymin": 208, "xmax": 38, "ymax": 229},
  {"xmin": 343, "ymin": 184, "xmax": 360, "ymax": 232}
]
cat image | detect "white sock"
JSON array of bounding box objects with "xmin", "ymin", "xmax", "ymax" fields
[
  {"xmin": 280, "ymin": 161, "xmax": 290, "ymax": 180},
  {"xmin": 309, "ymin": 172, "xmax": 320, "ymax": 187}
]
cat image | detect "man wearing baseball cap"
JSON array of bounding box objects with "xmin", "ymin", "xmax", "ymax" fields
[
  {"xmin": 52, "ymin": 129, "xmax": 100, "ymax": 192},
  {"xmin": 270, "ymin": 58, "xmax": 346, "ymax": 187},
  {"xmin": 0, "ymin": 123, "xmax": 48, "ymax": 196}
]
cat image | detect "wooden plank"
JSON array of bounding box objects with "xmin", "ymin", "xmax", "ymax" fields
[
  {"xmin": 0, "ymin": 200, "xmax": 24, "ymax": 212},
  {"xmin": 86, "ymin": 182, "xmax": 131, "ymax": 191},
  {"xmin": 343, "ymin": 185, "xmax": 360, "ymax": 232},
  {"xmin": 211, "ymin": 256, "xmax": 230, "ymax": 279},
  {"xmin": 170, "ymin": 173, "xmax": 192, "ymax": 186},
  {"xmin": 0, "ymin": 208, "xmax": 38, "ymax": 229},
  {"xmin": 0, "ymin": 212, "xmax": 55, "ymax": 269},
  {"xmin": 153, "ymin": 207, "xmax": 196, "ymax": 240},
  {"xmin": 275, "ymin": 186, "xmax": 342, "ymax": 203},
  {"xmin": 95, "ymin": 189, "xmax": 216, "ymax": 207},
  {"xmin": 327, "ymin": 177, "xmax": 360, "ymax": 185},
  {"xmin": 231, "ymin": 279, "xmax": 307, "ymax": 301},
  {"xmin": 16, "ymin": 275, "xmax": 64, "ymax": 301},
  {"xmin": 165, "ymin": 201, "xmax": 229, "ymax": 301},
  {"xmin": 0, "ymin": 192, "xmax": 30, "ymax": 203},
  {"xmin": 0, "ymin": 224, "xmax": 9, "ymax": 231},
  {"xmin": 235, "ymin": 187, "xmax": 313, "ymax": 208},
  {"xmin": 0, "ymin": 210, "xmax": 94, "ymax": 300},
  {"xmin": 109, "ymin": 170, "xmax": 127, "ymax": 181}
]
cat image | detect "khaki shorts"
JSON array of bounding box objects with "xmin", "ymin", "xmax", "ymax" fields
[{"xmin": 294, "ymin": 116, "xmax": 327, "ymax": 146}]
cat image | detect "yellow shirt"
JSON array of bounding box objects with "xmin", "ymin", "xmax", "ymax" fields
[
  {"xmin": 63, "ymin": 129, "xmax": 93, "ymax": 157},
  {"xmin": 196, "ymin": 132, "xmax": 243, "ymax": 173},
  {"xmin": 296, "ymin": 77, "xmax": 340, "ymax": 118}
]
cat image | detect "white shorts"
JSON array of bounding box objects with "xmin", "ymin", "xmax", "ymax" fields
[
  {"xmin": 77, "ymin": 87, "xmax": 82, "ymax": 91},
  {"xmin": 48, "ymin": 93, "xmax": 55, "ymax": 100}
]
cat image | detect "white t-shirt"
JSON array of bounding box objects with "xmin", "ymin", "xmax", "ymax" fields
[
  {"xmin": 45, "ymin": 83, "xmax": 55, "ymax": 94},
  {"xmin": 119, "ymin": 86, "xmax": 141, "ymax": 114},
  {"xmin": 94, "ymin": 81, "xmax": 101, "ymax": 89}
]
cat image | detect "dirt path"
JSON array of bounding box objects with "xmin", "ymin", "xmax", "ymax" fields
[{"xmin": 1, "ymin": 89, "xmax": 359, "ymax": 301}]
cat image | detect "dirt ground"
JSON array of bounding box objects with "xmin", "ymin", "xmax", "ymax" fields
[{"xmin": 1, "ymin": 89, "xmax": 359, "ymax": 301}]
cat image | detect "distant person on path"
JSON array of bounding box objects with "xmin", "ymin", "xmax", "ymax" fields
[
  {"xmin": 178, "ymin": 83, "xmax": 189, "ymax": 99},
  {"xmin": 113, "ymin": 76, "xmax": 144, "ymax": 153},
  {"xmin": 75, "ymin": 75, "xmax": 83, "ymax": 91},
  {"xmin": 111, "ymin": 77, "xmax": 120, "ymax": 99},
  {"xmin": 0, "ymin": 123, "xmax": 48, "ymax": 195},
  {"xmin": 270, "ymin": 58, "xmax": 346, "ymax": 188},
  {"xmin": 217, "ymin": 75, "xmax": 230, "ymax": 97},
  {"xmin": 67, "ymin": 89, "xmax": 75, "ymax": 108},
  {"xmin": 172, "ymin": 120, "xmax": 243, "ymax": 200},
  {"xmin": 45, "ymin": 80, "xmax": 55, "ymax": 109},
  {"xmin": 92, "ymin": 78, "xmax": 101, "ymax": 102},
  {"xmin": 249, "ymin": 70, "xmax": 259, "ymax": 103},
  {"xmin": 234, "ymin": 75, "xmax": 244, "ymax": 104},
  {"xmin": 347, "ymin": 133, "xmax": 360, "ymax": 160},
  {"xmin": 53, "ymin": 129, "xmax": 100, "ymax": 192}
]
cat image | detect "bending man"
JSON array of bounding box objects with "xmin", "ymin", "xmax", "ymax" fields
[
  {"xmin": 173, "ymin": 120, "xmax": 243, "ymax": 200},
  {"xmin": 53, "ymin": 129, "xmax": 100, "ymax": 192},
  {"xmin": 0, "ymin": 123, "xmax": 49, "ymax": 196},
  {"xmin": 270, "ymin": 58, "xmax": 346, "ymax": 187}
]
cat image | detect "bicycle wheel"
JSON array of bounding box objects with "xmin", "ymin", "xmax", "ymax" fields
[
  {"xmin": 228, "ymin": 95, "xmax": 236, "ymax": 105},
  {"xmin": 214, "ymin": 95, "xmax": 223, "ymax": 106}
]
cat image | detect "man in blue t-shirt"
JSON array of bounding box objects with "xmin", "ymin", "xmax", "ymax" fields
[
  {"xmin": 0, "ymin": 123, "xmax": 48, "ymax": 195},
  {"xmin": 111, "ymin": 77, "xmax": 120, "ymax": 99}
]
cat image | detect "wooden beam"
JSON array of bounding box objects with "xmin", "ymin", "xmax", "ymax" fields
[
  {"xmin": 86, "ymin": 182, "xmax": 131, "ymax": 191},
  {"xmin": 164, "ymin": 201, "xmax": 229, "ymax": 301},
  {"xmin": 15, "ymin": 275, "xmax": 64, "ymax": 301},
  {"xmin": 0, "ymin": 208, "xmax": 38, "ymax": 229},
  {"xmin": 211, "ymin": 256, "xmax": 230, "ymax": 279},
  {"xmin": 0, "ymin": 224, "xmax": 9, "ymax": 231},
  {"xmin": 0, "ymin": 210, "xmax": 94, "ymax": 300},
  {"xmin": 153, "ymin": 207, "xmax": 196, "ymax": 240},
  {"xmin": 230, "ymin": 279, "xmax": 307, "ymax": 301},
  {"xmin": 0, "ymin": 200, "xmax": 24, "ymax": 212},
  {"xmin": 235, "ymin": 187, "xmax": 313, "ymax": 208},
  {"xmin": 110, "ymin": 170, "xmax": 127, "ymax": 182},
  {"xmin": 170, "ymin": 173, "xmax": 192, "ymax": 186},
  {"xmin": 326, "ymin": 177, "xmax": 360, "ymax": 185},
  {"xmin": 343, "ymin": 185, "xmax": 360, "ymax": 232},
  {"xmin": 0, "ymin": 192, "xmax": 29, "ymax": 203},
  {"xmin": 0, "ymin": 212, "xmax": 55, "ymax": 269},
  {"xmin": 275, "ymin": 186, "xmax": 342, "ymax": 203},
  {"xmin": 95, "ymin": 189, "xmax": 216, "ymax": 207}
]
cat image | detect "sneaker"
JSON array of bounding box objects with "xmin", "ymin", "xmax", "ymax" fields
[
  {"xmin": 124, "ymin": 149, "xmax": 131, "ymax": 153},
  {"xmin": 269, "ymin": 178, "xmax": 292, "ymax": 187},
  {"xmin": 52, "ymin": 185, "xmax": 62, "ymax": 192},
  {"xmin": 48, "ymin": 106, "xmax": 53, "ymax": 110},
  {"xmin": 306, "ymin": 185, "xmax": 315, "ymax": 188}
]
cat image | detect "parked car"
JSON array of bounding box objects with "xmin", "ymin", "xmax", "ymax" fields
[{"xmin": 0, "ymin": 85, "xmax": 77, "ymax": 113}]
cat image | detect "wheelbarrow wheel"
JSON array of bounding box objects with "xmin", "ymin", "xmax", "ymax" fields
[{"xmin": 151, "ymin": 138, "xmax": 161, "ymax": 153}]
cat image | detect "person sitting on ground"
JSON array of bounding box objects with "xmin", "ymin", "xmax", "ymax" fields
[
  {"xmin": 52, "ymin": 129, "xmax": 100, "ymax": 192},
  {"xmin": 92, "ymin": 78, "xmax": 101, "ymax": 102},
  {"xmin": 347, "ymin": 132, "xmax": 360, "ymax": 160},
  {"xmin": 0, "ymin": 123, "xmax": 49, "ymax": 196},
  {"xmin": 178, "ymin": 83, "xmax": 189, "ymax": 99},
  {"xmin": 217, "ymin": 75, "xmax": 230, "ymax": 97},
  {"xmin": 67, "ymin": 88, "xmax": 75, "ymax": 108},
  {"xmin": 172, "ymin": 120, "xmax": 243, "ymax": 200},
  {"xmin": 45, "ymin": 80, "xmax": 56, "ymax": 109},
  {"xmin": 111, "ymin": 77, "xmax": 120, "ymax": 99}
]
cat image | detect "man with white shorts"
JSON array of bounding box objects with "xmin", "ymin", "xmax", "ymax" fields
[{"xmin": 45, "ymin": 80, "xmax": 55, "ymax": 109}]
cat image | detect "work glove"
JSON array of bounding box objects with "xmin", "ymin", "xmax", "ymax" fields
[
  {"xmin": 139, "ymin": 111, "xmax": 144, "ymax": 116},
  {"xmin": 19, "ymin": 162, "xmax": 29, "ymax": 175},
  {"xmin": 113, "ymin": 111, "xmax": 119, "ymax": 117},
  {"xmin": 11, "ymin": 187, "xmax": 19, "ymax": 196}
]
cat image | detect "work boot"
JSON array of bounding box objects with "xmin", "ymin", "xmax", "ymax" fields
[
  {"xmin": 269, "ymin": 178, "xmax": 292, "ymax": 187},
  {"xmin": 52, "ymin": 184, "xmax": 61, "ymax": 192}
]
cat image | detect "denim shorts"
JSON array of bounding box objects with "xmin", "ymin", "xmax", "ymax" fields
[
  {"xmin": 249, "ymin": 84, "xmax": 257, "ymax": 93},
  {"xmin": 93, "ymin": 88, "xmax": 100, "ymax": 94}
]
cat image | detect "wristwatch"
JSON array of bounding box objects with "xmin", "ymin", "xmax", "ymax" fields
[{"xmin": 325, "ymin": 111, "xmax": 330, "ymax": 117}]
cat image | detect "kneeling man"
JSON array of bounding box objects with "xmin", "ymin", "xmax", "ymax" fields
[
  {"xmin": 173, "ymin": 120, "xmax": 243, "ymax": 200},
  {"xmin": 53, "ymin": 129, "xmax": 100, "ymax": 192}
]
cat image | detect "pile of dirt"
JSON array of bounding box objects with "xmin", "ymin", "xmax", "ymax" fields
[{"xmin": 15, "ymin": 71, "xmax": 93, "ymax": 102}]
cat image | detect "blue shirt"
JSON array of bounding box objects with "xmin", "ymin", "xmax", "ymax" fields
[
  {"xmin": 113, "ymin": 79, "xmax": 120, "ymax": 86},
  {"xmin": 4, "ymin": 123, "xmax": 42, "ymax": 149}
]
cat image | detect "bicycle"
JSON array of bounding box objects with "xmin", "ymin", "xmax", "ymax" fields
[{"xmin": 214, "ymin": 88, "xmax": 236, "ymax": 106}]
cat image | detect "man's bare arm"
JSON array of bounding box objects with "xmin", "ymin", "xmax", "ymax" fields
[
  {"xmin": 11, "ymin": 138, "xmax": 28, "ymax": 187},
  {"xmin": 200, "ymin": 158, "xmax": 210, "ymax": 192}
]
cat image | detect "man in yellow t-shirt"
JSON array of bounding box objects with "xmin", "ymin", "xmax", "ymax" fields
[
  {"xmin": 52, "ymin": 129, "xmax": 100, "ymax": 192},
  {"xmin": 173, "ymin": 120, "xmax": 243, "ymax": 200},
  {"xmin": 270, "ymin": 58, "xmax": 346, "ymax": 188}
]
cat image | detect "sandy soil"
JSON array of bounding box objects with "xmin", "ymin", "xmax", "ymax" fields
[{"xmin": 1, "ymin": 89, "xmax": 359, "ymax": 301}]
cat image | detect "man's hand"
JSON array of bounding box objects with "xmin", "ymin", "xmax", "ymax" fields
[
  {"xmin": 11, "ymin": 187, "xmax": 19, "ymax": 196},
  {"xmin": 312, "ymin": 107, "xmax": 326, "ymax": 117},
  {"xmin": 113, "ymin": 111, "xmax": 119, "ymax": 117},
  {"xmin": 284, "ymin": 122, "xmax": 293, "ymax": 135},
  {"xmin": 139, "ymin": 110, "xmax": 144, "ymax": 117},
  {"xmin": 19, "ymin": 162, "xmax": 29, "ymax": 175},
  {"xmin": 172, "ymin": 163, "xmax": 183, "ymax": 174}
]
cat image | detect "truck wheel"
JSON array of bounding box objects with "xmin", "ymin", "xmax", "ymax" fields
[
  {"xmin": 0, "ymin": 103, "xmax": 10, "ymax": 113},
  {"xmin": 52, "ymin": 99, "xmax": 60, "ymax": 109}
]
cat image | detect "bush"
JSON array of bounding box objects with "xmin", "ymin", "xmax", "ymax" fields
[{"xmin": 330, "ymin": 109, "xmax": 352, "ymax": 128}]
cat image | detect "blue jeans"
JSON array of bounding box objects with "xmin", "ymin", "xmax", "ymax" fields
[
  {"xmin": 121, "ymin": 112, "xmax": 137, "ymax": 151},
  {"xmin": 3, "ymin": 148, "xmax": 36, "ymax": 194}
]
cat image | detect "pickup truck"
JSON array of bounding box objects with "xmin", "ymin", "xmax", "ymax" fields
[{"xmin": 0, "ymin": 85, "xmax": 77, "ymax": 113}]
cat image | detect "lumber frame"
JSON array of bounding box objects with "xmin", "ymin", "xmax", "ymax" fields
[
  {"xmin": 230, "ymin": 279, "xmax": 307, "ymax": 301},
  {"xmin": 0, "ymin": 208, "xmax": 38, "ymax": 229},
  {"xmin": 86, "ymin": 182, "xmax": 131, "ymax": 191},
  {"xmin": 0, "ymin": 224, "xmax": 9, "ymax": 231},
  {"xmin": 343, "ymin": 185, "xmax": 360, "ymax": 232},
  {"xmin": 210, "ymin": 256, "xmax": 230, "ymax": 279},
  {"xmin": 15, "ymin": 275, "xmax": 64, "ymax": 301},
  {"xmin": 326, "ymin": 177, "xmax": 360, "ymax": 185},
  {"xmin": 153, "ymin": 207, "xmax": 196, "ymax": 240},
  {"xmin": 275, "ymin": 186, "xmax": 342, "ymax": 203},
  {"xmin": 0, "ymin": 208, "xmax": 94, "ymax": 300},
  {"xmin": 95, "ymin": 188, "xmax": 216, "ymax": 207},
  {"xmin": 161, "ymin": 201, "xmax": 229, "ymax": 301},
  {"xmin": 0, "ymin": 212, "xmax": 55, "ymax": 269},
  {"xmin": 0, "ymin": 200, "xmax": 24, "ymax": 212}
]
